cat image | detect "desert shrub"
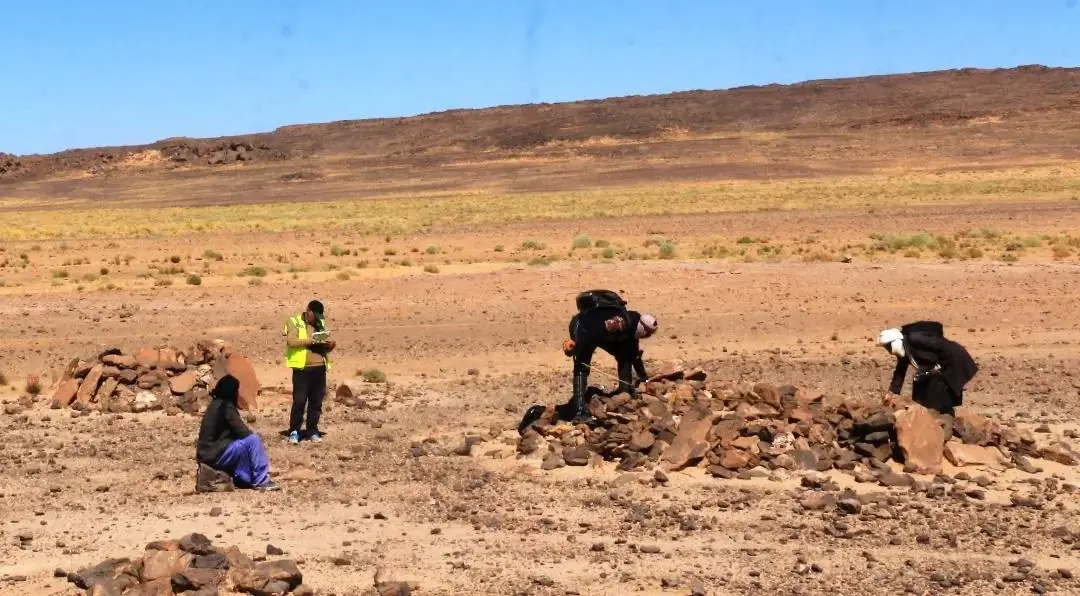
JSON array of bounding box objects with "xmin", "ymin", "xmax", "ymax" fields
[
  {"xmin": 186, "ymin": 274, "xmax": 202, "ymax": 286},
  {"xmin": 601, "ymin": 248, "xmax": 617, "ymax": 259},
  {"xmin": 360, "ymin": 368, "xmax": 387, "ymax": 383},
  {"xmin": 423, "ymin": 264, "xmax": 440, "ymax": 274},
  {"xmin": 25, "ymin": 374, "xmax": 41, "ymax": 395},
  {"xmin": 657, "ymin": 240, "xmax": 677, "ymax": 259},
  {"xmin": 572, "ymin": 235, "xmax": 592, "ymax": 249},
  {"xmin": 1053, "ymin": 245, "xmax": 1072, "ymax": 260},
  {"xmin": 240, "ymin": 266, "xmax": 266, "ymax": 277},
  {"xmin": 425, "ymin": 245, "xmax": 440, "ymax": 255},
  {"xmin": 169, "ymin": 255, "xmax": 182, "ymax": 264}
]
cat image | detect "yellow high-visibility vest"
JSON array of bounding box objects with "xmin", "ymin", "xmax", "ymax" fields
[{"xmin": 283, "ymin": 314, "xmax": 331, "ymax": 371}]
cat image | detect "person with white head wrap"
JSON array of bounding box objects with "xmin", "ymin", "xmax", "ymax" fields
[{"xmin": 876, "ymin": 321, "xmax": 978, "ymax": 415}]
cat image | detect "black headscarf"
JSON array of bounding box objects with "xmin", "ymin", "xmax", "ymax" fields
[{"xmin": 211, "ymin": 374, "xmax": 240, "ymax": 403}]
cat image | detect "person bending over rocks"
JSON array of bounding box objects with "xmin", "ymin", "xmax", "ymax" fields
[
  {"xmin": 877, "ymin": 321, "xmax": 978, "ymax": 416},
  {"xmin": 196, "ymin": 375, "xmax": 280, "ymax": 491}
]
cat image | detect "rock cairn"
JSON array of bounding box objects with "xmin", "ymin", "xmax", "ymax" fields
[
  {"xmin": 48, "ymin": 339, "xmax": 260, "ymax": 415},
  {"xmin": 61, "ymin": 532, "xmax": 309, "ymax": 595},
  {"xmin": 518, "ymin": 366, "xmax": 1079, "ymax": 484}
]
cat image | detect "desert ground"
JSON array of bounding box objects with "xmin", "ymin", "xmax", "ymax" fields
[{"xmin": 3, "ymin": 66, "xmax": 1080, "ymax": 595}]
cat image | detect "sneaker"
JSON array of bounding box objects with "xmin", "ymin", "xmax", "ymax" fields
[
  {"xmin": 308, "ymin": 431, "xmax": 322, "ymax": 443},
  {"xmin": 253, "ymin": 480, "xmax": 281, "ymax": 492},
  {"xmin": 288, "ymin": 431, "xmax": 300, "ymax": 445}
]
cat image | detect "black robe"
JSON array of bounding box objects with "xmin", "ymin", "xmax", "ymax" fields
[
  {"xmin": 888, "ymin": 322, "xmax": 978, "ymax": 414},
  {"xmin": 569, "ymin": 309, "xmax": 647, "ymax": 382}
]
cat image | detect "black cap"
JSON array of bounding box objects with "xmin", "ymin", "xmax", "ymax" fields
[{"xmin": 307, "ymin": 300, "xmax": 324, "ymax": 316}]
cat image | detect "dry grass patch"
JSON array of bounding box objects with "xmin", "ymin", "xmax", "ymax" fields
[{"xmin": 5, "ymin": 164, "xmax": 1080, "ymax": 241}]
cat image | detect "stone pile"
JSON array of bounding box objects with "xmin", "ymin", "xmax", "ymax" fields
[
  {"xmin": 63, "ymin": 532, "xmax": 309, "ymax": 595},
  {"xmin": 48, "ymin": 339, "xmax": 260, "ymax": 415},
  {"xmin": 518, "ymin": 366, "xmax": 1080, "ymax": 484}
]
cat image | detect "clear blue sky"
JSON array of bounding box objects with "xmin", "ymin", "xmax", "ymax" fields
[{"xmin": 2, "ymin": 0, "xmax": 1078, "ymax": 155}]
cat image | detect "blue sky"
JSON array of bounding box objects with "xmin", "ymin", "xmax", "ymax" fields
[{"xmin": 1, "ymin": 0, "xmax": 1078, "ymax": 155}]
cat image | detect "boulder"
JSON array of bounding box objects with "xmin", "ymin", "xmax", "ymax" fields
[
  {"xmin": 893, "ymin": 403, "xmax": 945, "ymax": 474},
  {"xmin": 76, "ymin": 364, "xmax": 105, "ymax": 405},
  {"xmin": 660, "ymin": 404, "xmax": 715, "ymax": 471},
  {"xmin": 102, "ymin": 354, "xmax": 138, "ymax": 369},
  {"xmin": 51, "ymin": 378, "xmax": 80, "ymax": 408},
  {"xmin": 225, "ymin": 353, "xmax": 260, "ymax": 410},
  {"xmin": 953, "ymin": 408, "xmax": 995, "ymax": 445},
  {"xmin": 943, "ymin": 441, "xmax": 1008, "ymax": 468},
  {"xmin": 169, "ymin": 370, "xmax": 198, "ymax": 395},
  {"xmin": 135, "ymin": 348, "xmax": 160, "ymax": 369}
]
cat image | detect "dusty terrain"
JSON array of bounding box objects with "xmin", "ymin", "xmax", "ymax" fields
[{"xmin": 2, "ymin": 65, "xmax": 1080, "ymax": 595}]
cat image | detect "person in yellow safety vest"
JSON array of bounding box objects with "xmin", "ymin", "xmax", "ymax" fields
[{"xmin": 283, "ymin": 300, "xmax": 336, "ymax": 445}]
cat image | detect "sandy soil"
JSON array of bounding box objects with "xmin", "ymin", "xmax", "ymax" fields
[{"xmin": 1, "ymin": 206, "xmax": 1080, "ymax": 596}]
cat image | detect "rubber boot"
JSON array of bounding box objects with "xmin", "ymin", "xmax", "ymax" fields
[
  {"xmin": 568, "ymin": 371, "xmax": 593, "ymax": 424},
  {"xmin": 517, "ymin": 404, "xmax": 547, "ymax": 435}
]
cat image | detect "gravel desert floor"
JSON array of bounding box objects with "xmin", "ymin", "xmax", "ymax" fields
[{"xmin": 2, "ymin": 206, "xmax": 1080, "ymax": 596}]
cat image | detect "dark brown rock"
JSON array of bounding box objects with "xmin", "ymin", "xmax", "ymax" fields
[
  {"xmin": 170, "ymin": 568, "xmax": 225, "ymax": 592},
  {"xmin": 563, "ymin": 446, "xmax": 591, "ymax": 466}
]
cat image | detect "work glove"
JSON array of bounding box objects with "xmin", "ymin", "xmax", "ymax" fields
[{"xmin": 562, "ymin": 338, "xmax": 576, "ymax": 357}]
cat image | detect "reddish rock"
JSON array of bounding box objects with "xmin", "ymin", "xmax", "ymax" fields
[
  {"xmin": 226, "ymin": 353, "xmax": 260, "ymax": 410},
  {"xmin": 96, "ymin": 377, "xmax": 119, "ymax": 407},
  {"xmin": 140, "ymin": 550, "xmax": 193, "ymax": 581},
  {"xmin": 894, "ymin": 403, "xmax": 945, "ymax": 474},
  {"xmin": 953, "ymin": 408, "xmax": 995, "ymax": 445},
  {"xmin": 169, "ymin": 370, "xmax": 198, "ymax": 395},
  {"xmin": 660, "ymin": 404, "xmax": 714, "ymax": 470},
  {"xmin": 51, "ymin": 378, "xmax": 80, "ymax": 408},
  {"xmin": 76, "ymin": 364, "xmax": 105, "ymax": 405},
  {"xmin": 135, "ymin": 348, "xmax": 160, "ymax": 369},
  {"xmin": 719, "ymin": 448, "xmax": 753, "ymax": 470},
  {"xmin": 628, "ymin": 431, "xmax": 655, "ymax": 452},
  {"xmin": 102, "ymin": 354, "xmax": 138, "ymax": 369},
  {"xmin": 944, "ymin": 442, "xmax": 1008, "ymax": 468},
  {"xmin": 753, "ymin": 383, "xmax": 782, "ymax": 409}
]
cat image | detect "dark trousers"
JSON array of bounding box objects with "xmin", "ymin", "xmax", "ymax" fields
[
  {"xmin": 290, "ymin": 366, "xmax": 326, "ymax": 434},
  {"xmin": 913, "ymin": 373, "xmax": 958, "ymax": 416}
]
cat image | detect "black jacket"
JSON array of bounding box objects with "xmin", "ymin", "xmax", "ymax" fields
[
  {"xmin": 196, "ymin": 392, "xmax": 252, "ymax": 464},
  {"xmin": 889, "ymin": 327, "xmax": 978, "ymax": 397}
]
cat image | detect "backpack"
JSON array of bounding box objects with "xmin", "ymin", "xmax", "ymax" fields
[
  {"xmin": 576, "ymin": 289, "xmax": 627, "ymax": 315},
  {"xmin": 574, "ymin": 290, "xmax": 632, "ymax": 339}
]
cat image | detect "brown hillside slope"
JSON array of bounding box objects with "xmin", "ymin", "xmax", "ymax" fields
[{"xmin": 3, "ymin": 64, "xmax": 1080, "ymax": 207}]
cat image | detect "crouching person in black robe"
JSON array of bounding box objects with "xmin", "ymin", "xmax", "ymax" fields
[
  {"xmin": 562, "ymin": 308, "xmax": 658, "ymax": 422},
  {"xmin": 877, "ymin": 321, "xmax": 978, "ymax": 416}
]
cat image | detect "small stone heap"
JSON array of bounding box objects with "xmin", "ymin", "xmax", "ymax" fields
[
  {"xmin": 63, "ymin": 532, "xmax": 309, "ymax": 595},
  {"xmin": 48, "ymin": 339, "xmax": 260, "ymax": 415},
  {"xmin": 518, "ymin": 366, "xmax": 1080, "ymax": 483}
]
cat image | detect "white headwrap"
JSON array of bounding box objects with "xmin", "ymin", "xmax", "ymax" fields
[
  {"xmin": 878, "ymin": 328, "xmax": 905, "ymax": 358},
  {"xmin": 636, "ymin": 313, "xmax": 658, "ymax": 339}
]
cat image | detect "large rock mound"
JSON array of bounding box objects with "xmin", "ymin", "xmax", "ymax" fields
[
  {"xmin": 519, "ymin": 366, "xmax": 1078, "ymax": 485},
  {"xmin": 62, "ymin": 532, "xmax": 309, "ymax": 595},
  {"xmin": 46, "ymin": 339, "xmax": 260, "ymax": 415}
]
